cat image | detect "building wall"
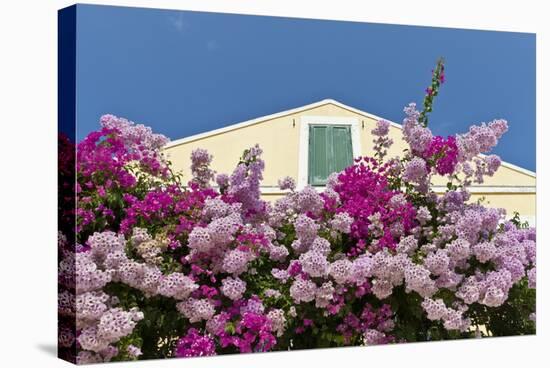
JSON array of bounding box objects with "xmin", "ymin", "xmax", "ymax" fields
[
  {"xmin": 163, "ymin": 102, "xmax": 536, "ymax": 221},
  {"xmin": 469, "ymin": 193, "xmax": 536, "ymax": 225},
  {"xmin": 164, "ymin": 107, "xmax": 302, "ymax": 186}
]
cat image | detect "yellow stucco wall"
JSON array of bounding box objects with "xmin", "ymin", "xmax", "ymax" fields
[
  {"xmin": 163, "ymin": 102, "xmax": 536, "ymax": 220},
  {"xmin": 469, "ymin": 193, "xmax": 536, "ymax": 220},
  {"xmin": 164, "ymin": 109, "xmax": 301, "ymax": 186}
]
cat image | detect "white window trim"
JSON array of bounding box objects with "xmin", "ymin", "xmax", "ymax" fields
[{"xmin": 297, "ymin": 116, "xmax": 361, "ymax": 189}]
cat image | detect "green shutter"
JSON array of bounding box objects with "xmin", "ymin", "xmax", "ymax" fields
[
  {"xmin": 308, "ymin": 125, "xmax": 353, "ymax": 186},
  {"xmin": 309, "ymin": 125, "xmax": 330, "ymax": 185},
  {"xmin": 331, "ymin": 126, "xmax": 353, "ymax": 173}
]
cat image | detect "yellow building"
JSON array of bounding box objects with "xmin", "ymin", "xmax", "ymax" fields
[{"xmin": 163, "ymin": 99, "xmax": 536, "ymax": 225}]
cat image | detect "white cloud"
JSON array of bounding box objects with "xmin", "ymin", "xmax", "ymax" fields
[{"xmin": 168, "ymin": 13, "xmax": 189, "ymax": 33}]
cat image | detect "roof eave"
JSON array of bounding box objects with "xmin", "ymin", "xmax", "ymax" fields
[{"xmin": 163, "ymin": 99, "xmax": 536, "ymax": 178}]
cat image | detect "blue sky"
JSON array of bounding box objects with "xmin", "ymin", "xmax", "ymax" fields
[{"xmin": 75, "ymin": 4, "xmax": 536, "ymax": 171}]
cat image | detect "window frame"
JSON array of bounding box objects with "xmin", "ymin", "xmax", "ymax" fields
[{"xmin": 298, "ymin": 116, "xmax": 361, "ymax": 190}]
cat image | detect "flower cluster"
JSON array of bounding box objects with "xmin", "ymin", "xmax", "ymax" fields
[
  {"xmin": 372, "ymin": 119, "xmax": 394, "ymax": 161},
  {"xmin": 190, "ymin": 148, "xmax": 215, "ymax": 188},
  {"xmin": 61, "ymin": 68, "xmax": 535, "ymax": 363},
  {"xmin": 333, "ymin": 156, "xmax": 417, "ymax": 250},
  {"xmin": 423, "ymin": 135, "xmax": 459, "ymax": 175},
  {"xmin": 175, "ymin": 328, "xmax": 216, "ymax": 357},
  {"xmin": 73, "ymin": 236, "xmax": 145, "ymax": 364}
]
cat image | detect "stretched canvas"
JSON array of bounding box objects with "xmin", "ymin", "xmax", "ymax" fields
[{"xmin": 58, "ymin": 4, "xmax": 536, "ymax": 364}]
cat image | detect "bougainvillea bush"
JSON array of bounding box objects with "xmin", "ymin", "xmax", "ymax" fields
[{"xmin": 58, "ymin": 61, "xmax": 535, "ymax": 364}]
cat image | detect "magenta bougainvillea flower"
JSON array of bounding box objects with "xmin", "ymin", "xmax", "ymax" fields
[{"xmin": 423, "ymin": 135, "xmax": 459, "ymax": 175}]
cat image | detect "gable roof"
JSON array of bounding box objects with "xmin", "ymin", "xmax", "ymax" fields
[
  {"xmin": 164, "ymin": 99, "xmax": 394, "ymax": 148},
  {"xmin": 164, "ymin": 99, "xmax": 535, "ymax": 178}
]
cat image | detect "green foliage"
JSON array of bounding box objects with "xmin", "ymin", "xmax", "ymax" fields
[
  {"xmin": 418, "ymin": 57, "xmax": 445, "ymax": 127},
  {"xmin": 469, "ymin": 278, "xmax": 535, "ymax": 337},
  {"xmin": 103, "ymin": 282, "xmax": 186, "ymax": 359},
  {"xmin": 510, "ymin": 211, "xmax": 531, "ymax": 229}
]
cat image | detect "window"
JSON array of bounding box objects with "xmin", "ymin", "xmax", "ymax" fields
[
  {"xmin": 308, "ymin": 125, "xmax": 353, "ymax": 186},
  {"xmin": 298, "ymin": 116, "xmax": 361, "ymax": 189}
]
